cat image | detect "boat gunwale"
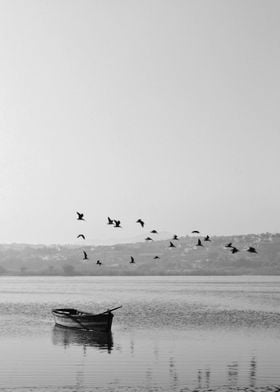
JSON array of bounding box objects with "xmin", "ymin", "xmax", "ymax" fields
[{"xmin": 51, "ymin": 308, "xmax": 114, "ymax": 320}]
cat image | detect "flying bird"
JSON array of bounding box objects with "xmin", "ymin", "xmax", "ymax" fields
[
  {"xmin": 231, "ymin": 247, "xmax": 239, "ymax": 254},
  {"xmin": 196, "ymin": 239, "xmax": 203, "ymax": 247},
  {"xmin": 192, "ymin": 230, "xmax": 200, "ymax": 234},
  {"xmin": 77, "ymin": 234, "xmax": 85, "ymax": 240},
  {"xmin": 150, "ymin": 230, "xmax": 158, "ymax": 234},
  {"xmin": 169, "ymin": 241, "xmax": 176, "ymax": 248},
  {"xmin": 173, "ymin": 235, "xmax": 179, "ymax": 240},
  {"xmin": 225, "ymin": 242, "xmax": 233, "ymax": 248},
  {"xmin": 82, "ymin": 251, "xmax": 88, "ymax": 260},
  {"xmin": 130, "ymin": 256, "xmax": 135, "ymax": 264},
  {"xmin": 145, "ymin": 237, "xmax": 153, "ymax": 241},
  {"xmin": 247, "ymin": 247, "xmax": 257, "ymax": 254},
  {"xmin": 76, "ymin": 212, "xmax": 85, "ymax": 221},
  {"xmin": 153, "ymin": 256, "xmax": 160, "ymax": 260},
  {"xmin": 107, "ymin": 217, "xmax": 114, "ymax": 225},
  {"xmin": 136, "ymin": 219, "xmax": 145, "ymax": 228},
  {"xmin": 114, "ymin": 220, "xmax": 122, "ymax": 228},
  {"xmin": 96, "ymin": 260, "xmax": 102, "ymax": 265},
  {"xmin": 204, "ymin": 235, "xmax": 211, "ymax": 241}
]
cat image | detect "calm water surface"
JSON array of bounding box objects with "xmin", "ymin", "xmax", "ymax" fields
[{"xmin": 0, "ymin": 276, "xmax": 280, "ymax": 391}]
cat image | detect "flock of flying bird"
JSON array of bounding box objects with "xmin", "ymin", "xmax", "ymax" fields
[{"xmin": 75, "ymin": 212, "xmax": 258, "ymax": 266}]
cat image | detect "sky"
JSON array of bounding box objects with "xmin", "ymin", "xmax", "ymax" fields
[{"xmin": 0, "ymin": 0, "xmax": 279, "ymax": 244}]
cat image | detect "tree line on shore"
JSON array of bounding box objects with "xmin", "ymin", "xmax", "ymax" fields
[{"xmin": 0, "ymin": 232, "xmax": 279, "ymax": 276}]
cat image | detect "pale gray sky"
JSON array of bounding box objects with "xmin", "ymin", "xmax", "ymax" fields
[{"xmin": 0, "ymin": 0, "xmax": 279, "ymax": 244}]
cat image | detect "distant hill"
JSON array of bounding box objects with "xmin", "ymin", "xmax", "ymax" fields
[
  {"xmin": 88, "ymin": 231, "xmax": 173, "ymax": 245},
  {"xmin": 0, "ymin": 233, "xmax": 280, "ymax": 275}
]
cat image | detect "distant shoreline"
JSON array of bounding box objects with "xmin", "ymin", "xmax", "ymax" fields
[
  {"xmin": 1, "ymin": 273, "xmax": 280, "ymax": 277},
  {"xmin": 0, "ymin": 233, "xmax": 279, "ymax": 276}
]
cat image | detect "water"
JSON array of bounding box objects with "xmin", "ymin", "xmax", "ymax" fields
[{"xmin": 0, "ymin": 276, "xmax": 280, "ymax": 391}]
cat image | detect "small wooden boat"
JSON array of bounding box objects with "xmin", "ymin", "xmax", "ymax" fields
[{"xmin": 52, "ymin": 306, "xmax": 122, "ymax": 331}]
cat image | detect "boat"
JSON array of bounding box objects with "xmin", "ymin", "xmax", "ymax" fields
[{"xmin": 51, "ymin": 306, "xmax": 122, "ymax": 331}]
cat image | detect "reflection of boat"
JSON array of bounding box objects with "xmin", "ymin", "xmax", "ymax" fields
[
  {"xmin": 52, "ymin": 325, "xmax": 113, "ymax": 353},
  {"xmin": 51, "ymin": 306, "xmax": 122, "ymax": 331},
  {"xmin": 52, "ymin": 325, "xmax": 113, "ymax": 352}
]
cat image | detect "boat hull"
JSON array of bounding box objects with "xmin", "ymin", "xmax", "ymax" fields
[{"xmin": 52, "ymin": 308, "xmax": 114, "ymax": 331}]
